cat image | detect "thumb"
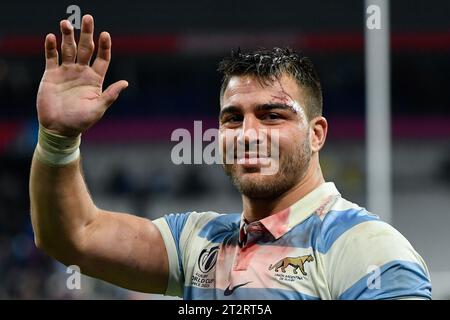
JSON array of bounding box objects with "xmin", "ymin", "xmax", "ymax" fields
[{"xmin": 100, "ymin": 80, "xmax": 129, "ymax": 108}]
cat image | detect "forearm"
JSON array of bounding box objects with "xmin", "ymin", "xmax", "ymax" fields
[{"xmin": 30, "ymin": 153, "xmax": 97, "ymax": 259}]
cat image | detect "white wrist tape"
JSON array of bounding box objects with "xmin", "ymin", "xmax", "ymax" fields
[{"xmin": 34, "ymin": 125, "xmax": 81, "ymax": 166}]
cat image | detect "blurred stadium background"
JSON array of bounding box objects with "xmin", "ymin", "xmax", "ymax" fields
[{"xmin": 0, "ymin": 0, "xmax": 449, "ymax": 299}]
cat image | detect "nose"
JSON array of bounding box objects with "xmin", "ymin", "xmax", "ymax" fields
[{"xmin": 238, "ymin": 115, "xmax": 263, "ymax": 150}]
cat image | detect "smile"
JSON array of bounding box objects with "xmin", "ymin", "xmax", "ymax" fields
[{"xmin": 236, "ymin": 154, "xmax": 272, "ymax": 165}]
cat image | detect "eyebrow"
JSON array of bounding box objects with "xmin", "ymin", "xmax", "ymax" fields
[
  {"xmin": 254, "ymin": 103, "xmax": 297, "ymax": 113},
  {"xmin": 219, "ymin": 103, "xmax": 297, "ymax": 119}
]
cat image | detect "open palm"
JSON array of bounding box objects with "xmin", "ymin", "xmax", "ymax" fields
[{"xmin": 37, "ymin": 15, "xmax": 128, "ymax": 137}]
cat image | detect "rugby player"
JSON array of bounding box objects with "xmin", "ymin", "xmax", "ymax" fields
[{"xmin": 30, "ymin": 15, "xmax": 432, "ymax": 299}]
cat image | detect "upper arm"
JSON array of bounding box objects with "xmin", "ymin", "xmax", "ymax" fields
[
  {"xmin": 71, "ymin": 209, "xmax": 169, "ymax": 294},
  {"xmin": 324, "ymin": 220, "xmax": 432, "ymax": 300}
]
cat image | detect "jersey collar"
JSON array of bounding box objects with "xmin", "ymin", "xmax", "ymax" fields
[{"xmin": 239, "ymin": 182, "xmax": 341, "ymax": 243}]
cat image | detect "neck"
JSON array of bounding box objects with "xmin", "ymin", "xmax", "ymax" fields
[{"xmin": 242, "ymin": 155, "xmax": 325, "ymax": 222}]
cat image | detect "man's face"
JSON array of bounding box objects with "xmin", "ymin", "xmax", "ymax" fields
[{"xmin": 219, "ymin": 74, "xmax": 313, "ymax": 199}]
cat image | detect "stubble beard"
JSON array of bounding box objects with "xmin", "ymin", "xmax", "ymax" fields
[{"xmin": 223, "ymin": 136, "xmax": 312, "ymax": 200}]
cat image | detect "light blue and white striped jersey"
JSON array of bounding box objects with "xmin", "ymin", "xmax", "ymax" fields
[{"xmin": 153, "ymin": 182, "xmax": 431, "ymax": 300}]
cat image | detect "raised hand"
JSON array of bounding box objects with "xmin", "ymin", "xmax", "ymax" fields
[{"xmin": 36, "ymin": 15, "xmax": 128, "ymax": 137}]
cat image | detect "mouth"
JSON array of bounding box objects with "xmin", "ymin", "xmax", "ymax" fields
[{"xmin": 235, "ymin": 152, "xmax": 272, "ymax": 166}]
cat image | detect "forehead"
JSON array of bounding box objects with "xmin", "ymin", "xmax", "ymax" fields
[{"xmin": 221, "ymin": 74, "xmax": 303, "ymax": 107}]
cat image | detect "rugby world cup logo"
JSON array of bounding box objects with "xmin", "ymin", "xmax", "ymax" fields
[{"xmin": 197, "ymin": 246, "xmax": 220, "ymax": 273}]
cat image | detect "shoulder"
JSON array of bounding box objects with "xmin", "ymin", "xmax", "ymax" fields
[
  {"xmin": 315, "ymin": 197, "xmax": 381, "ymax": 254},
  {"xmin": 318, "ymin": 197, "xmax": 420, "ymax": 258},
  {"xmin": 317, "ymin": 196, "xmax": 422, "ymax": 262},
  {"xmin": 316, "ymin": 197, "xmax": 431, "ymax": 299}
]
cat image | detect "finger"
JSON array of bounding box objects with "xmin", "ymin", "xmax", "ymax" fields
[
  {"xmin": 45, "ymin": 33, "xmax": 59, "ymax": 70},
  {"xmin": 100, "ymin": 80, "xmax": 128, "ymax": 108},
  {"xmin": 77, "ymin": 15, "xmax": 95, "ymax": 65},
  {"xmin": 60, "ymin": 20, "xmax": 77, "ymax": 64},
  {"xmin": 92, "ymin": 31, "xmax": 111, "ymax": 78}
]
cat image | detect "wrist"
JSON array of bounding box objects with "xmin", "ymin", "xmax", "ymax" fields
[{"xmin": 34, "ymin": 125, "xmax": 81, "ymax": 166}]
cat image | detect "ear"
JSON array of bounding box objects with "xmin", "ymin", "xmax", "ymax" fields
[{"xmin": 310, "ymin": 116, "xmax": 328, "ymax": 153}]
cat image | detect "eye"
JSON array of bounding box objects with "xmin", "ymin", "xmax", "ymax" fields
[
  {"xmin": 263, "ymin": 113, "xmax": 282, "ymax": 121},
  {"xmin": 224, "ymin": 115, "xmax": 243, "ymax": 123}
]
